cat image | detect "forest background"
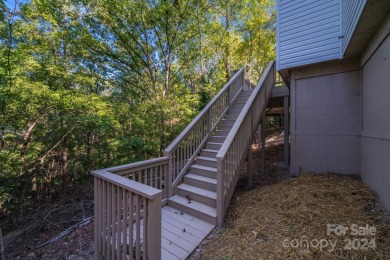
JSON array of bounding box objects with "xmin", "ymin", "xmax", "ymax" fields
[{"xmin": 0, "ymin": 0, "xmax": 275, "ymax": 219}]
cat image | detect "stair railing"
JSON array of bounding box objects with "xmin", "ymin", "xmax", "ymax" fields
[
  {"xmin": 91, "ymin": 68, "xmax": 246, "ymax": 258},
  {"xmin": 216, "ymin": 61, "xmax": 275, "ymax": 227},
  {"xmin": 92, "ymin": 169, "xmax": 162, "ymax": 260},
  {"xmin": 164, "ymin": 68, "xmax": 245, "ymax": 196}
]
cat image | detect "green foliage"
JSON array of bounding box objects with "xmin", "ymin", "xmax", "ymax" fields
[{"xmin": 0, "ymin": 0, "xmax": 275, "ymax": 216}]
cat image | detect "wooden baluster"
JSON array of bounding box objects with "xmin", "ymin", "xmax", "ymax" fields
[
  {"xmin": 122, "ymin": 189, "xmax": 128, "ymax": 260},
  {"xmin": 102, "ymin": 181, "xmax": 107, "ymax": 257},
  {"xmin": 106, "ymin": 183, "xmax": 112, "ymax": 258},
  {"xmin": 143, "ymin": 198, "xmax": 148, "ymax": 258},
  {"xmin": 135, "ymin": 194, "xmax": 141, "ymax": 259},
  {"xmin": 116, "ymin": 186, "xmax": 121, "ymax": 260},
  {"xmin": 93, "ymin": 177, "xmax": 100, "ymax": 260},
  {"xmin": 128, "ymin": 192, "xmax": 134, "ymax": 258},
  {"xmin": 111, "ymin": 183, "xmax": 116, "ymax": 259}
]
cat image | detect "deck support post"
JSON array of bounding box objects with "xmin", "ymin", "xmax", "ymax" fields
[
  {"xmin": 284, "ymin": 95, "xmax": 289, "ymax": 167},
  {"xmin": 261, "ymin": 113, "xmax": 266, "ymax": 174},
  {"xmin": 247, "ymin": 145, "xmax": 252, "ymax": 186}
]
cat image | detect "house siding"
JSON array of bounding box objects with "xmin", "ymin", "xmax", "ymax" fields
[
  {"xmin": 361, "ymin": 34, "xmax": 390, "ymax": 212},
  {"xmin": 290, "ymin": 65, "xmax": 361, "ymax": 176},
  {"xmin": 341, "ymin": 0, "xmax": 367, "ymax": 56},
  {"xmin": 277, "ymin": 0, "xmax": 341, "ymax": 70}
]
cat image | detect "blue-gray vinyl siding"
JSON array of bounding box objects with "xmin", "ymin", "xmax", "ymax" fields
[
  {"xmin": 341, "ymin": 0, "xmax": 367, "ymax": 55},
  {"xmin": 277, "ymin": 0, "xmax": 341, "ymax": 70}
]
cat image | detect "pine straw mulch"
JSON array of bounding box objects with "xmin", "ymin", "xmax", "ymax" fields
[{"xmin": 193, "ymin": 173, "xmax": 390, "ymax": 259}]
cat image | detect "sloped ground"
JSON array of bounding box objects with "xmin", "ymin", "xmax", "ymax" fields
[
  {"xmin": 4, "ymin": 136, "xmax": 390, "ymax": 259},
  {"xmin": 190, "ymin": 136, "xmax": 390, "ymax": 259},
  {"xmin": 1, "ymin": 185, "xmax": 94, "ymax": 260}
]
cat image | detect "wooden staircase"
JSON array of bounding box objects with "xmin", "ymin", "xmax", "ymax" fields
[
  {"xmin": 91, "ymin": 61, "xmax": 277, "ymax": 260},
  {"xmin": 168, "ymin": 90, "xmax": 253, "ymax": 225}
]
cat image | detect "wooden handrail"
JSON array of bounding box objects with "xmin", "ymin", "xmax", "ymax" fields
[
  {"xmin": 165, "ymin": 68, "xmax": 244, "ymax": 152},
  {"xmin": 217, "ymin": 62, "xmax": 275, "ymax": 159},
  {"xmin": 163, "ymin": 68, "xmax": 245, "ymax": 196},
  {"xmin": 216, "ymin": 61, "xmax": 275, "ymax": 227},
  {"xmin": 91, "ymin": 170, "xmax": 162, "ymax": 199},
  {"xmin": 93, "ymin": 171, "xmax": 162, "ymax": 259},
  {"xmin": 103, "ymin": 157, "xmax": 169, "ymax": 175}
]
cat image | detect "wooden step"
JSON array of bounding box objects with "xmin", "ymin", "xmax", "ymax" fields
[
  {"xmin": 226, "ymin": 111, "xmax": 241, "ymax": 118},
  {"xmin": 184, "ymin": 174, "xmax": 217, "ymax": 191},
  {"xmin": 231, "ymin": 102, "xmax": 245, "ymax": 108},
  {"xmin": 209, "ymin": 135, "xmax": 226, "ymax": 143},
  {"xmin": 196, "ymin": 156, "xmax": 217, "ymax": 168},
  {"xmin": 200, "ymin": 149, "xmax": 218, "ymax": 158},
  {"xmin": 206, "ymin": 142, "xmax": 222, "ymax": 150},
  {"xmin": 189, "ymin": 164, "xmax": 217, "ymax": 179},
  {"xmin": 213, "ymin": 130, "xmax": 229, "ymax": 137},
  {"xmin": 235, "ymin": 96, "xmax": 251, "ymax": 102},
  {"xmin": 229, "ymin": 108, "xmax": 243, "ymax": 113},
  {"xmin": 240, "ymin": 90, "xmax": 253, "ymax": 95},
  {"xmin": 168, "ymin": 195, "xmax": 216, "ymax": 225},
  {"xmin": 220, "ymin": 119, "xmax": 235, "ymax": 127},
  {"xmin": 217, "ymin": 125, "xmax": 233, "ymax": 131},
  {"xmin": 176, "ymin": 184, "xmax": 217, "ymax": 207},
  {"xmin": 234, "ymin": 99, "xmax": 248, "ymax": 104},
  {"xmin": 225, "ymin": 114, "xmax": 239, "ymax": 120}
]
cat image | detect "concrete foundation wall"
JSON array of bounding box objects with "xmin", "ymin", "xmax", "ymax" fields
[
  {"xmin": 290, "ymin": 60, "xmax": 361, "ymax": 175},
  {"xmin": 361, "ymin": 34, "xmax": 390, "ymax": 211}
]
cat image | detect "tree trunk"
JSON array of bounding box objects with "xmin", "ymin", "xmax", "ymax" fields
[
  {"xmin": 61, "ymin": 137, "xmax": 69, "ymax": 191},
  {"xmin": 224, "ymin": 1, "xmax": 231, "ymax": 81}
]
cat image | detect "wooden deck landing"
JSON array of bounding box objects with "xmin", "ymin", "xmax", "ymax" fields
[{"xmin": 132, "ymin": 206, "xmax": 215, "ymax": 259}]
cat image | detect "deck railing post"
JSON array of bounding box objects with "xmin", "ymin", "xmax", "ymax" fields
[
  {"xmin": 216, "ymin": 157, "xmax": 223, "ymax": 228},
  {"xmin": 261, "ymin": 113, "xmax": 266, "ymax": 174},
  {"xmin": 247, "ymin": 105, "xmax": 253, "ymax": 186},
  {"xmin": 284, "ymin": 95, "xmax": 289, "ymax": 167},
  {"xmin": 147, "ymin": 194, "xmax": 162, "ymax": 260},
  {"xmin": 164, "ymin": 151, "xmax": 173, "ymax": 197}
]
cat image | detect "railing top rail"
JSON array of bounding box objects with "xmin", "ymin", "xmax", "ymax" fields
[
  {"xmin": 216, "ymin": 61, "xmax": 275, "ymax": 159},
  {"xmin": 100, "ymin": 157, "xmax": 169, "ymax": 174},
  {"xmin": 92, "ymin": 170, "xmax": 162, "ymax": 199},
  {"xmin": 164, "ymin": 68, "xmax": 244, "ymax": 153}
]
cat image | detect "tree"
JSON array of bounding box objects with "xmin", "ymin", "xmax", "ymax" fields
[{"xmin": 0, "ymin": 0, "xmax": 276, "ymax": 217}]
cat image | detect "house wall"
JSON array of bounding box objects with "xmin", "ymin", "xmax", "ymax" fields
[
  {"xmin": 277, "ymin": 0, "xmax": 341, "ymax": 70},
  {"xmin": 290, "ymin": 59, "xmax": 361, "ymax": 175},
  {"xmin": 360, "ymin": 29, "xmax": 390, "ymax": 211},
  {"xmin": 341, "ymin": 0, "xmax": 367, "ymax": 55}
]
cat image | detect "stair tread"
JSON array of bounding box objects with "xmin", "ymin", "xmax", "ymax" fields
[
  {"xmin": 197, "ymin": 156, "xmax": 217, "ymax": 162},
  {"xmin": 207, "ymin": 142, "xmax": 223, "ymax": 145},
  {"xmin": 185, "ymin": 174, "xmax": 217, "ymax": 184},
  {"xmin": 191, "ymin": 164, "xmax": 217, "ymax": 172},
  {"xmin": 177, "ymin": 184, "xmax": 217, "ymax": 199},
  {"xmin": 211, "ymin": 135, "xmax": 226, "ymax": 138},
  {"xmin": 201, "ymin": 149, "xmax": 219, "ymax": 153},
  {"xmin": 169, "ymin": 195, "xmax": 217, "ymax": 218}
]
